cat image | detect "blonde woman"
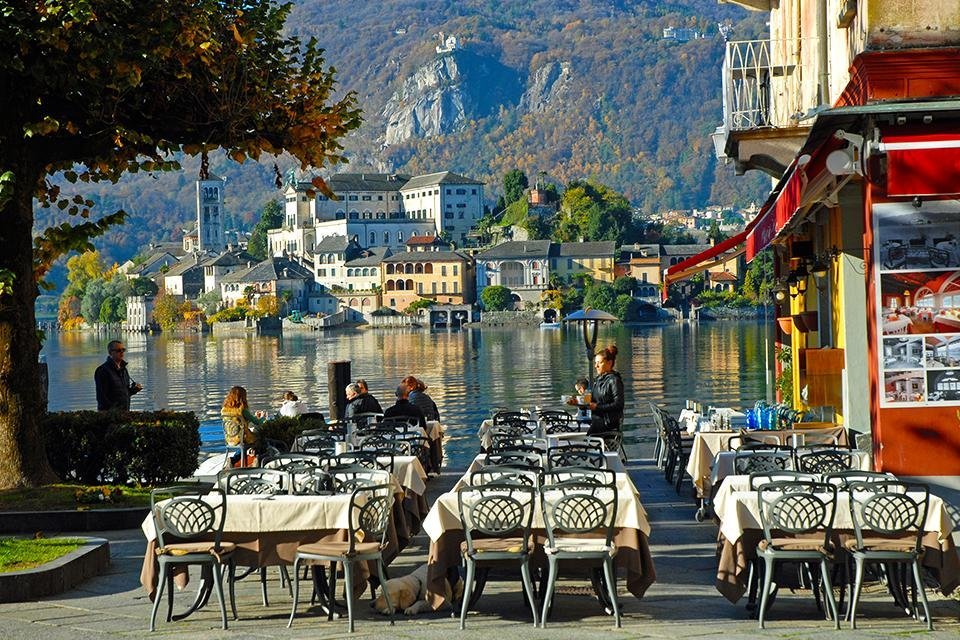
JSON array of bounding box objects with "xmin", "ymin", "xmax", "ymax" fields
[{"xmin": 221, "ymin": 386, "xmax": 266, "ymax": 464}]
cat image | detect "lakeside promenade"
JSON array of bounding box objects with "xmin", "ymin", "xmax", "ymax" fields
[{"xmin": 1, "ymin": 441, "xmax": 957, "ymax": 639}]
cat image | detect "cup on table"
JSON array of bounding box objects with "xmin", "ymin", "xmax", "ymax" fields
[{"xmin": 581, "ymin": 392, "xmax": 592, "ymax": 404}]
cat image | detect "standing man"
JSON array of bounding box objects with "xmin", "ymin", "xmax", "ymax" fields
[{"xmin": 94, "ymin": 340, "xmax": 142, "ymax": 411}]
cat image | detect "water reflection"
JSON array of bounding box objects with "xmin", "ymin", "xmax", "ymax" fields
[{"xmin": 42, "ymin": 322, "xmax": 768, "ymax": 467}]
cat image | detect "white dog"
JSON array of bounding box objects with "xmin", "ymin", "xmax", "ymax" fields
[{"xmin": 372, "ymin": 563, "xmax": 462, "ymax": 615}]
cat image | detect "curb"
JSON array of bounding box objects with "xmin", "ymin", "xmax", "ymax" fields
[
  {"xmin": 0, "ymin": 537, "xmax": 110, "ymax": 602},
  {"xmin": 0, "ymin": 507, "xmax": 149, "ymax": 534}
]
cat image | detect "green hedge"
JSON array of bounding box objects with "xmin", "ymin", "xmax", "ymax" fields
[
  {"xmin": 255, "ymin": 416, "xmax": 329, "ymax": 451},
  {"xmin": 42, "ymin": 411, "xmax": 200, "ymax": 485}
]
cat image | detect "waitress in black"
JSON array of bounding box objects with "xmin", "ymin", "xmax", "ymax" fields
[{"xmin": 588, "ymin": 345, "xmax": 624, "ymax": 439}]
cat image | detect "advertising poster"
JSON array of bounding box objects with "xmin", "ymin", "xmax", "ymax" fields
[{"xmin": 874, "ymin": 201, "xmax": 960, "ymax": 406}]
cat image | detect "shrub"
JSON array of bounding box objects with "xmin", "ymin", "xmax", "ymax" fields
[{"xmin": 42, "ymin": 410, "xmax": 200, "ymax": 485}]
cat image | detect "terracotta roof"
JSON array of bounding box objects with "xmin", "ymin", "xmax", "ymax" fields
[
  {"xmin": 406, "ymin": 235, "xmax": 446, "ymax": 246},
  {"xmin": 710, "ymin": 271, "xmax": 738, "ymax": 282}
]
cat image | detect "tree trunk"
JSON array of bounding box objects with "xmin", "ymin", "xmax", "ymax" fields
[{"xmin": 0, "ymin": 160, "xmax": 57, "ymax": 488}]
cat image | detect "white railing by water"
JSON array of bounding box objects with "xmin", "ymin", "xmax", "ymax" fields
[{"xmin": 722, "ymin": 38, "xmax": 820, "ymax": 132}]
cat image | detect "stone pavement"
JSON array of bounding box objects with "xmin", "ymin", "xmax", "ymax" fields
[{"xmin": 0, "ymin": 442, "xmax": 958, "ymax": 639}]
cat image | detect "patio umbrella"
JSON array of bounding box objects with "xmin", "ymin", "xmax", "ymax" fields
[{"xmin": 562, "ymin": 308, "xmax": 618, "ymax": 385}]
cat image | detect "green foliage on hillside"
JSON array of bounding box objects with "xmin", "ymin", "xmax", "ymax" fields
[
  {"xmin": 248, "ymin": 199, "xmax": 285, "ymax": 260},
  {"xmin": 33, "ymin": 0, "xmax": 769, "ymax": 288}
]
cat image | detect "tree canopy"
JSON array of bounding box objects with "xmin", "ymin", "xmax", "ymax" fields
[
  {"xmin": 248, "ymin": 199, "xmax": 285, "ymax": 260},
  {"xmin": 0, "ymin": 0, "xmax": 361, "ymax": 488},
  {"xmin": 480, "ymin": 285, "xmax": 513, "ymax": 311}
]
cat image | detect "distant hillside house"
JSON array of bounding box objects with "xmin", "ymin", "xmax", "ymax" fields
[
  {"xmin": 120, "ymin": 246, "xmax": 181, "ymax": 280},
  {"xmin": 382, "ymin": 250, "xmax": 475, "ymax": 311},
  {"xmin": 343, "ymin": 247, "xmax": 391, "ymax": 292},
  {"xmin": 220, "ymin": 257, "xmax": 337, "ymax": 315},
  {"xmin": 163, "ymin": 252, "xmax": 212, "ymax": 297},
  {"xmin": 200, "ymin": 247, "xmax": 258, "ymax": 295},
  {"xmin": 617, "ymin": 243, "xmax": 661, "ymax": 299},
  {"xmin": 312, "ymin": 235, "xmax": 364, "ymax": 291},
  {"xmin": 406, "ymin": 234, "xmax": 450, "ymax": 252},
  {"xmin": 707, "ymin": 269, "xmax": 739, "ymax": 293},
  {"xmin": 475, "ymin": 240, "xmax": 616, "ymax": 308}
]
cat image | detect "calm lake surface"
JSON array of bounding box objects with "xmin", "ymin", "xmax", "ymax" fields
[{"xmin": 42, "ymin": 322, "xmax": 770, "ymax": 468}]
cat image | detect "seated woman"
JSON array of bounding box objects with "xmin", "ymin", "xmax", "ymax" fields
[
  {"xmin": 587, "ymin": 345, "xmax": 624, "ymax": 442},
  {"xmin": 278, "ymin": 390, "xmax": 307, "ymax": 418},
  {"xmin": 221, "ymin": 386, "xmax": 266, "ymax": 466}
]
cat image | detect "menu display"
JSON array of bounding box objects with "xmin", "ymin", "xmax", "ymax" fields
[{"xmin": 874, "ymin": 201, "xmax": 960, "ymax": 406}]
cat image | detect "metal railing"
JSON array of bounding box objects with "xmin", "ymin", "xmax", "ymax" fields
[{"xmin": 722, "ymin": 38, "xmax": 820, "ymax": 132}]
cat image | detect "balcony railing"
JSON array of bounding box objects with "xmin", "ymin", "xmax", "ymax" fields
[{"xmin": 722, "ymin": 38, "xmax": 821, "ymax": 133}]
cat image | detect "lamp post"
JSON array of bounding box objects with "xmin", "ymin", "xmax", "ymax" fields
[{"xmin": 562, "ymin": 308, "xmax": 618, "ymax": 385}]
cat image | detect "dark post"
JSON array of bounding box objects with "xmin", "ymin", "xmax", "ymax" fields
[{"xmin": 327, "ymin": 360, "xmax": 351, "ymax": 420}]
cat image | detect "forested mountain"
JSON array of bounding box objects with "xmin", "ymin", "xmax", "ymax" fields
[{"xmin": 34, "ymin": 0, "xmax": 769, "ymax": 285}]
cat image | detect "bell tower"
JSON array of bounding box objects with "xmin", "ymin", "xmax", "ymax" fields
[{"xmin": 196, "ymin": 174, "xmax": 226, "ymax": 252}]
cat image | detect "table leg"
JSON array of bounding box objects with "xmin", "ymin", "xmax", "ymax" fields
[{"xmin": 171, "ymin": 565, "xmax": 213, "ymax": 621}]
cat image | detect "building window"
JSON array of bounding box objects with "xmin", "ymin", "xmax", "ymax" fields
[
  {"xmin": 459, "ymin": 212, "xmax": 464, "ymax": 219},
  {"xmin": 441, "ymin": 265, "xmax": 447, "ymax": 276},
  {"xmin": 383, "ymin": 232, "xmax": 389, "ymax": 244},
  {"xmin": 318, "ymin": 269, "xmax": 326, "ymax": 276},
  {"xmin": 456, "ymin": 188, "xmax": 466, "ymax": 195},
  {"xmin": 431, "ymin": 282, "xmax": 437, "ymax": 294},
  {"xmin": 369, "ymin": 232, "xmax": 376, "ymax": 245},
  {"xmin": 453, "ymin": 264, "xmax": 458, "ymax": 276},
  {"xmin": 471, "ymin": 188, "xmax": 477, "ymax": 195},
  {"xmin": 362, "ymin": 195, "xmax": 372, "ymax": 201},
  {"xmin": 567, "ymin": 258, "xmax": 573, "ymax": 270},
  {"xmin": 442, "ymin": 281, "xmax": 447, "ymax": 293},
  {"xmin": 445, "ymin": 212, "xmax": 454, "ymax": 219},
  {"xmin": 453, "ymin": 281, "xmax": 459, "ymax": 293},
  {"xmin": 397, "ymin": 232, "xmax": 403, "ymax": 243},
  {"xmin": 348, "ymin": 195, "xmax": 358, "ymax": 201},
  {"xmin": 417, "ymin": 283, "xmax": 423, "ymax": 294},
  {"xmin": 349, "ymin": 212, "xmax": 358, "ymax": 220},
  {"xmin": 390, "ymin": 298, "xmax": 396, "ymax": 306},
  {"xmin": 445, "ymin": 188, "xmax": 451, "ymax": 195}
]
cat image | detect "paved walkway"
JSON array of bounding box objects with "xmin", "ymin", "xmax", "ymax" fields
[{"xmin": 1, "ymin": 444, "xmax": 958, "ymax": 639}]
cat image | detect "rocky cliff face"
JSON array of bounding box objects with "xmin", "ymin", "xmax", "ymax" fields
[
  {"xmin": 519, "ymin": 61, "xmax": 572, "ymax": 113},
  {"xmin": 382, "ymin": 51, "xmax": 522, "ymax": 146}
]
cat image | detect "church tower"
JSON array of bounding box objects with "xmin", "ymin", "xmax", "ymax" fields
[{"xmin": 196, "ymin": 174, "xmax": 226, "ymax": 252}]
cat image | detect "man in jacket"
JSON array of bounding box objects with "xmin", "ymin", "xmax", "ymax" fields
[
  {"xmin": 345, "ymin": 382, "xmax": 383, "ymax": 421},
  {"xmin": 94, "ymin": 340, "xmax": 142, "ymax": 411},
  {"xmin": 383, "ymin": 384, "xmax": 427, "ymax": 433}
]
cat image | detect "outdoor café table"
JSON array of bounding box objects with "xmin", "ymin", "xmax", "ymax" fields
[
  {"xmin": 139, "ymin": 488, "xmax": 405, "ymax": 604},
  {"xmin": 387, "ymin": 455, "xmax": 430, "ymax": 534},
  {"xmin": 426, "ymin": 420, "xmax": 446, "ymax": 471},
  {"xmin": 421, "ymin": 468, "xmax": 656, "ymax": 610},
  {"xmin": 685, "ymin": 425, "xmax": 849, "ymax": 499},
  {"xmin": 711, "ymin": 476, "xmax": 960, "ymax": 603}
]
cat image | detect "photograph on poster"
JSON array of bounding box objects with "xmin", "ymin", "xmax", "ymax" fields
[
  {"xmin": 879, "ymin": 270, "xmax": 960, "ymax": 335},
  {"xmin": 926, "ymin": 369, "xmax": 960, "ymax": 402},
  {"xmin": 925, "ymin": 335, "xmax": 960, "ymax": 369},
  {"xmin": 875, "ymin": 203, "xmax": 960, "ymax": 270},
  {"xmin": 883, "ymin": 370, "xmax": 926, "ymax": 404},
  {"xmin": 883, "ymin": 337, "xmax": 924, "ymax": 369}
]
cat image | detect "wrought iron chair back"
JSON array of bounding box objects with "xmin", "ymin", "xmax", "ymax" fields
[
  {"xmin": 293, "ymin": 433, "xmax": 337, "ymax": 455},
  {"xmin": 748, "ymin": 470, "xmax": 818, "ymax": 489},
  {"xmin": 546, "ymin": 445, "xmax": 606, "ymax": 470},
  {"xmin": 151, "ymin": 484, "xmax": 226, "ymax": 549},
  {"xmin": 490, "ymin": 434, "xmax": 541, "ymax": 450},
  {"xmin": 823, "ymin": 470, "xmax": 893, "ymax": 488},
  {"xmin": 378, "ymin": 416, "xmax": 421, "ymax": 432},
  {"xmin": 757, "ymin": 480, "xmax": 836, "ymax": 542},
  {"xmin": 327, "ymin": 450, "xmax": 393, "ymax": 472},
  {"xmin": 323, "ymin": 420, "xmax": 349, "ymax": 440},
  {"xmin": 358, "ymin": 435, "xmax": 410, "ymax": 455},
  {"xmin": 289, "ymin": 467, "xmax": 333, "ymax": 495},
  {"xmin": 347, "ymin": 484, "xmax": 394, "ymax": 554},
  {"xmin": 330, "ymin": 466, "xmax": 392, "ymax": 493},
  {"xmin": 218, "ymin": 468, "xmax": 287, "ymax": 495},
  {"xmin": 540, "ymin": 481, "xmax": 617, "ymax": 548},
  {"xmin": 797, "ymin": 449, "xmax": 857, "ymax": 474},
  {"xmin": 493, "ymin": 411, "xmax": 529, "ymax": 427},
  {"xmin": 470, "ymin": 464, "xmax": 542, "ymax": 488},
  {"xmin": 484, "ymin": 451, "xmax": 542, "ymax": 467},
  {"xmin": 457, "ymin": 484, "xmax": 535, "ymax": 556},
  {"xmin": 261, "ymin": 453, "xmax": 321, "ymax": 470},
  {"xmin": 544, "ymin": 466, "xmax": 616, "ymax": 487},
  {"xmin": 350, "ymin": 412, "xmax": 383, "ymax": 429},
  {"xmin": 848, "ymin": 480, "xmax": 929, "ymax": 552},
  {"xmin": 734, "ymin": 450, "xmax": 795, "ymax": 474}
]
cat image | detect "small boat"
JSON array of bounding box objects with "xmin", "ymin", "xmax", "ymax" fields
[{"xmin": 539, "ymin": 321, "xmax": 561, "ymax": 329}]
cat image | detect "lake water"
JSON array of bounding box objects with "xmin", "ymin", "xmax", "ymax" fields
[{"xmin": 42, "ymin": 322, "xmax": 771, "ymax": 468}]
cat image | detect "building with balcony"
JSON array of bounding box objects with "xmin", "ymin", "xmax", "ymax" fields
[
  {"xmin": 549, "ymin": 241, "xmax": 616, "ymax": 284},
  {"xmin": 475, "ymin": 241, "xmax": 552, "ymax": 307},
  {"xmin": 675, "ymin": 0, "xmax": 960, "ymax": 490},
  {"xmin": 382, "ymin": 251, "xmax": 475, "ymax": 311}
]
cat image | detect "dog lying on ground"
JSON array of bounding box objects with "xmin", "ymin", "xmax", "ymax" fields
[{"xmin": 372, "ymin": 563, "xmax": 463, "ymax": 615}]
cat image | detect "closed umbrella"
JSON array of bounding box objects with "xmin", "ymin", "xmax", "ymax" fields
[{"xmin": 562, "ymin": 308, "xmax": 617, "ymax": 384}]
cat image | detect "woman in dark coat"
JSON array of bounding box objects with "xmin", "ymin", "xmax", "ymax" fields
[{"xmin": 588, "ymin": 345, "xmax": 624, "ymax": 437}]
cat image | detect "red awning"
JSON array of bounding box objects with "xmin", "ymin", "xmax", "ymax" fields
[
  {"xmin": 881, "ymin": 128, "xmax": 960, "ymax": 197},
  {"xmin": 661, "ymin": 227, "xmax": 751, "ymax": 300},
  {"xmin": 745, "ymin": 133, "xmax": 847, "ymax": 260}
]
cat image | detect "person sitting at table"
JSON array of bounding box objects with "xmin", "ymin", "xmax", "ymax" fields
[
  {"xmin": 404, "ymin": 375, "xmax": 440, "ymax": 421},
  {"xmin": 588, "ymin": 345, "xmax": 624, "ymax": 441},
  {"xmin": 384, "ymin": 384, "xmax": 428, "ymax": 433},
  {"xmin": 278, "ymin": 390, "xmax": 307, "ymax": 418},
  {"xmin": 345, "ymin": 382, "xmax": 382, "ymax": 421},
  {"xmin": 221, "ymin": 385, "xmax": 266, "ymax": 465},
  {"xmin": 354, "ymin": 378, "xmax": 383, "ymax": 413},
  {"xmin": 567, "ymin": 377, "xmax": 591, "ymax": 422}
]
